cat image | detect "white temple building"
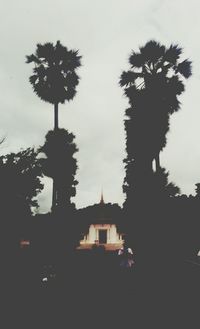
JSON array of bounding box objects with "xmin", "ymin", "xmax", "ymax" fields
[{"xmin": 78, "ymin": 192, "xmax": 124, "ymax": 251}]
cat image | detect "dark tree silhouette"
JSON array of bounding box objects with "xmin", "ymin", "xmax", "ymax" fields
[
  {"xmin": 0, "ymin": 148, "xmax": 43, "ymax": 271},
  {"xmin": 120, "ymin": 40, "xmax": 191, "ymax": 172},
  {"xmin": 120, "ymin": 40, "xmax": 191, "ymax": 205},
  {"xmin": 26, "ymin": 41, "xmax": 81, "ymax": 211},
  {"xmin": 148, "ymin": 167, "xmax": 180, "ymax": 199},
  {"xmin": 39, "ymin": 129, "xmax": 78, "ymax": 213},
  {"xmin": 119, "ymin": 41, "xmax": 193, "ymax": 280},
  {"xmin": 0, "ymin": 148, "xmax": 43, "ymax": 213},
  {"xmin": 26, "ymin": 41, "xmax": 82, "ymax": 130}
]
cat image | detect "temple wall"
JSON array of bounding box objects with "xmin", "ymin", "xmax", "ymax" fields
[{"xmin": 80, "ymin": 223, "xmax": 123, "ymax": 244}]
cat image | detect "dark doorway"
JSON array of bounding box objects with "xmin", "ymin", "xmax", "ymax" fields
[{"xmin": 99, "ymin": 230, "xmax": 107, "ymax": 244}]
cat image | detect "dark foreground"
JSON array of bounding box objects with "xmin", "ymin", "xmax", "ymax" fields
[{"xmin": 3, "ymin": 252, "xmax": 200, "ymax": 328}]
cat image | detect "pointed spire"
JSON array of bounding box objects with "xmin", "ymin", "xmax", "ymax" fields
[{"xmin": 100, "ymin": 188, "xmax": 104, "ymax": 204}]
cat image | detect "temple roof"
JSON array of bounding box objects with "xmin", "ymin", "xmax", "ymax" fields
[
  {"xmin": 77, "ymin": 200, "xmax": 122, "ymax": 224},
  {"xmin": 100, "ymin": 190, "xmax": 104, "ymax": 205}
]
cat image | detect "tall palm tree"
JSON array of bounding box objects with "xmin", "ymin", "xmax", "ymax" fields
[
  {"xmin": 26, "ymin": 40, "xmax": 82, "ymax": 130},
  {"xmin": 120, "ymin": 40, "xmax": 192, "ymax": 172},
  {"xmin": 120, "ymin": 41, "xmax": 192, "ymax": 270},
  {"xmin": 26, "ymin": 41, "xmax": 81, "ymax": 212}
]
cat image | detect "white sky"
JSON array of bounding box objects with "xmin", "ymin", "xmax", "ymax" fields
[{"xmin": 0, "ymin": 0, "xmax": 200, "ymax": 212}]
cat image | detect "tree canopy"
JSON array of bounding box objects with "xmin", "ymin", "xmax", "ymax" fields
[
  {"xmin": 39, "ymin": 129, "xmax": 78, "ymax": 212},
  {"xmin": 120, "ymin": 40, "xmax": 192, "ymax": 171},
  {"xmin": 26, "ymin": 41, "xmax": 82, "ymax": 105},
  {"xmin": 0, "ymin": 148, "xmax": 43, "ymax": 214},
  {"xmin": 120, "ymin": 40, "xmax": 192, "ymax": 205}
]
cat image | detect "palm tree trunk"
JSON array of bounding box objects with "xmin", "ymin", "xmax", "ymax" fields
[
  {"xmin": 155, "ymin": 153, "xmax": 161, "ymax": 172},
  {"xmin": 54, "ymin": 103, "xmax": 59, "ymax": 130},
  {"xmin": 52, "ymin": 179, "xmax": 57, "ymax": 213},
  {"xmin": 52, "ymin": 102, "xmax": 59, "ymax": 213}
]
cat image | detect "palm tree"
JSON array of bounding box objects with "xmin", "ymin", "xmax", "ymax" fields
[
  {"xmin": 120, "ymin": 40, "xmax": 192, "ymax": 172},
  {"xmin": 26, "ymin": 41, "xmax": 81, "ymax": 212},
  {"xmin": 26, "ymin": 41, "xmax": 82, "ymax": 130},
  {"xmin": 120, "ymin": 41, "xmax": 192, "ymax": 270}
]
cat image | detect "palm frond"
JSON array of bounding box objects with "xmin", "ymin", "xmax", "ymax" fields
[
  {"xmin": 64, "ymin": 87, "xmax": 77, "ymax": 101},
  {"xmin": 164, "ymin": 44, "xmax": 182, "ymax": 64},
  {"xmin": 124, "ymin": 85, "xmax": 138, "ymax": 101},
  {"xmin": 168, "ymin": 76, "xmax": 185, "ymax": 95},
  {"xmin": 70, "ymin": 50, "xmax": 82, "ymax": 68},
  {"xmin": 65, "ymin": 72, "xmax": 80, "ymax": 88},
  {"xmin": 36, "ymin": 42, "xmax": 54, "ymax": 61},
  {"xmin": 129, "ymin": 52, "xmax": 144, "ymax": 68},
  {"xmin": 176, "ymin": 59, "xmax": 192, "ymax": 78},
  {"xmin": 29, "ymin": 74, "xmax": 38, "ymax": 85},
  {"xmin": 26, "ymin": 54, "xmax": 41, "ymax": 64},
  {"xmin": 139, "ymin": 40, "xmax": 165, "ymax": 63},
  {"xmin": 55, "ymin": 40, "xmax": 68, "ymax": 63},
  {"xmin": 119, "ymin": 71, "xmax": 140, "ymax": 86}
]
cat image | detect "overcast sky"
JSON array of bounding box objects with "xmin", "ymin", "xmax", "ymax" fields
[{"xmin": 0, "ymin": 0, "xmax": 200, "ymax": 212}]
